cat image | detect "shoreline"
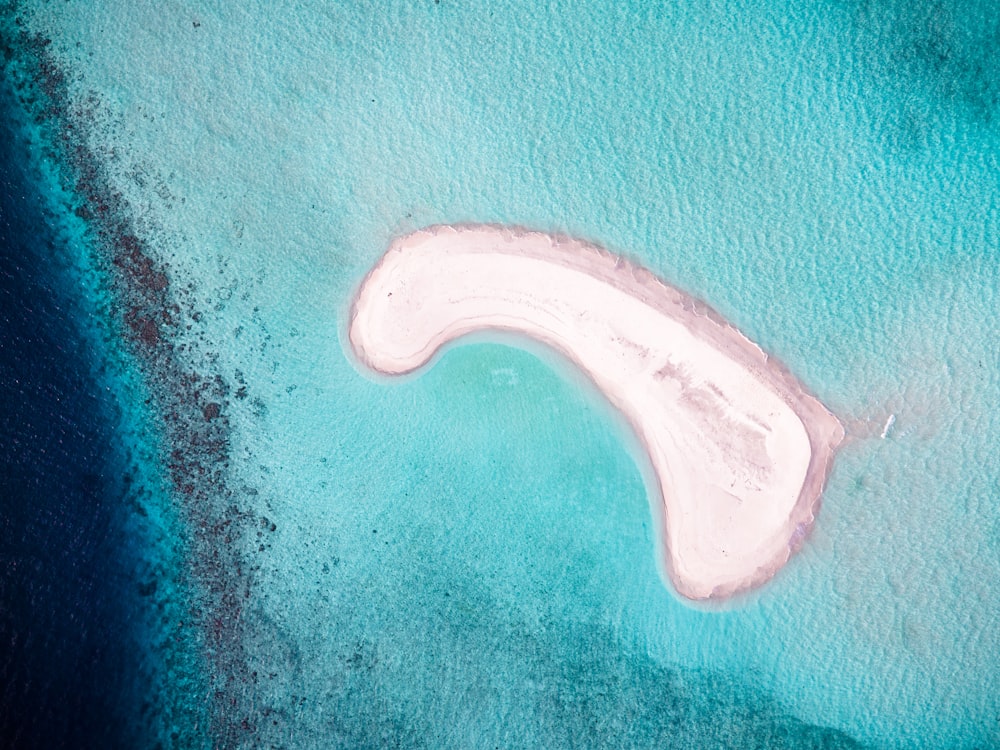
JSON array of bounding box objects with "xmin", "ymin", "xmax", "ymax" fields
[{"xmin": 349, "ymin": 224, "xmax": 844, "ymax": 600}]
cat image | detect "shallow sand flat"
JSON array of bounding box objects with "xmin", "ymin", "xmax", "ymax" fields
[{"xmin": 350, "ymin": 225, "xmax": 843, "ymax": 600}]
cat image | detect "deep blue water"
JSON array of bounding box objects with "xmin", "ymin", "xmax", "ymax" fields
[{"xmin": 0, "ymin": 86, "xmax": 143, "ymax": 749}]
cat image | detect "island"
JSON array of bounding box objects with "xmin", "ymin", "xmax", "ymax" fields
[{"xmin": 348, "ymin": 225, "xmax": 844, "ymax": 600}]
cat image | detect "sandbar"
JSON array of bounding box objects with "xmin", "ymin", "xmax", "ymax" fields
[{"xmin": 349, "ymin": 225, "xmax": 843, "ymax": 600}]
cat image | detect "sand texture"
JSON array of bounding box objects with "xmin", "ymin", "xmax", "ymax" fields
[{"xmin": 349, "ymin": 225, "xmax": 843, "ymax": 600}]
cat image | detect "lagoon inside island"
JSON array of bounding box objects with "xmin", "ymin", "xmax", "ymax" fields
[{"xmin": 349, "ymin": 225, "xmax": 844, "ymax": 600}]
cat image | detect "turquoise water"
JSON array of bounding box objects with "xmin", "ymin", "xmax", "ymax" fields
[{"xmin": 3, "ymin": 0, "xmax": 997, "ymax": 746}]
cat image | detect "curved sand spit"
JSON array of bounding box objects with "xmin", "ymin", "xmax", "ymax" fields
[{"xmin": 349, "ymin": 225, "xmax": 843, "ymax": 600}]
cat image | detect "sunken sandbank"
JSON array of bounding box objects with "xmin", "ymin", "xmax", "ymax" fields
[{"xmin": 349, "ymin": 225, "xmax": 843, "ymax": 600}]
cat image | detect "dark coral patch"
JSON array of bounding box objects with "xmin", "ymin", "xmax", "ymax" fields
[{"xmin": 3, "ymin": 23, "xmax": 265, "ymax": 747}]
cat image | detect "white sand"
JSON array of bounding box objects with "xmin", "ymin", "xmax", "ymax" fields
[{"xmin": 349, "ymin": 225, "xmax": 843, "ymax": 600}]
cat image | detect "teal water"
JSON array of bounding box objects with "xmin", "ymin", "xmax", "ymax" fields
[{"xmin": 3, "ymin": 0, "xmax": 997, "ymax": 747}]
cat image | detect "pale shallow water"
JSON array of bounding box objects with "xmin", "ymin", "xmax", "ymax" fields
[{"xmin": 2, "ymin": 1, "xmax": 998, "ymax": 747}]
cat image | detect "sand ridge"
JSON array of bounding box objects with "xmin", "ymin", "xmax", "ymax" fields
[{"xmin": 349, "ymin": 224, "xmax": 843, "ymax": 600}]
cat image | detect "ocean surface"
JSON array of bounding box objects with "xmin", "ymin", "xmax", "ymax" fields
[{"xmin": 1, "ymin": 1, "xmax": 997, "ymax": 748}]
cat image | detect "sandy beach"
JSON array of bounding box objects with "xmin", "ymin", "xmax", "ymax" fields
[{"xmin": 349, "ymin": 225, "xmax": 843, "ymax": 600}]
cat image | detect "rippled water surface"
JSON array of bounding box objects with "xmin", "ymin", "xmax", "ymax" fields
[{"xmin": 1, "ymin": 1, "xmax": 997, "ymax": 747}]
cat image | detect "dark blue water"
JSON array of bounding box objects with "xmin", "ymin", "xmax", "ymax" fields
[{"xmin": 0, "ymin": 85, "xmax": 144, "ymax": 749}]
